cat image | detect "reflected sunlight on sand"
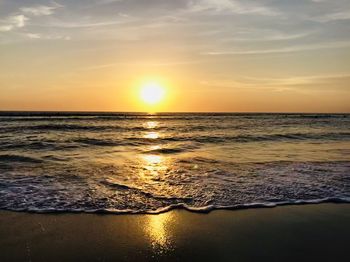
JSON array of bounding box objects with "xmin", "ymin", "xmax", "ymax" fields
[{"xmin": 145, "ymin": 212, "xmax": 174, "ymax": 253}]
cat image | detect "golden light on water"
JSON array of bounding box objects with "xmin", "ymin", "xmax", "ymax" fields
[
  {"xmin": 144, "ymin": 121, "xmax": 158, "ymax": 129},
  {"xmin": 140, "ymin": 150, "xmax": 167, "ymax": 177},
  {"xmin": 143, "ymin": 121, "xmax": 159, "ymax": 139},
  {"xmin": 144, "ymin": 132, "xmax": 159, "ymax": 139},
  {"xmin": 139, "ymin": 120, "xmax": 166, "ymax": 177},
  {"xmin": 139, "ymin": 119, "xmax": 173, "ymax": 252},
  {"xmin": 143, "ymin": 154, "xmax": 163, "ymax": 165},
  {"xmin": 146, "ymin": 212, "xmax": 174, "ymax": 250}
]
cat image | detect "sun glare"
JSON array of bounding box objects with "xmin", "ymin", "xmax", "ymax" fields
[{"xmin": 140, "ymin": 82, "xmax": 165, "ymax": 105}]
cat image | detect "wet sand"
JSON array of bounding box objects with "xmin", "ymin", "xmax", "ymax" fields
[{"xmin": 0, "ymin": 204, "xmax": 349, "ymax": 262}]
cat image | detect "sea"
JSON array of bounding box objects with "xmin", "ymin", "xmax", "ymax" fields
[{"xmin": 0, "ymin": 112, "xmax": 349, "ymax": 213}]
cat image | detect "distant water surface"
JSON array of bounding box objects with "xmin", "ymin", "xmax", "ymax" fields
[{"xmin": 0, "ymin": 112, "xmax": 349, "ymax": 213}]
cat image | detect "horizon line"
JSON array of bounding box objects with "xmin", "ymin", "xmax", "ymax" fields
[{"xmin": 0, "ymin": 110, "xmax": 349, "ymax": 114}]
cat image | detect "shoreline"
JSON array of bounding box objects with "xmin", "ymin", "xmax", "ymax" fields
[
  {"xmin": 1, "ymin": 197, "xmax": 349, "ymax": 215},
  {"xmin": 1, "ymin": 203, "xmax": 349, "ymax": 261}
]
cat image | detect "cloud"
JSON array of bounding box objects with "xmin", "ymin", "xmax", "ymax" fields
[
  {"xmin": 242, "ymin": 73, "xmax": 350, "ymax": 92},
  {"xmin": 0, "ymin": 14, "xmax": 28, "ymax": 32},
  {"xmin": 11, "ymin": 14, "xmax": 27, "ymax": 27},
  {"xmin": 187, "ymin": 0, "xmax": 279, "ymax": 16},
  {"xmin": 0, "ymin": 25, "xmax": 12, "ymax": 32},
  {"xmin": 0, "ymin": 3, "xmax": 61, "ymax": 33},
  {"xmin": 80, "ymin": 59, "xmax": 203, "ymax": 71},
  {"xmin": 200, "ymin": 73, "xmax": 350, "ymax": 92},
  {"xmin": 41, "ymin": 19, "xmax": 129, "ymax": 29},
  {"xmin": 242, "ymin": 74, "xmax": 350, "ymax": 86},
  {"xmin": 217, "ymin": 29, "xmax": 313, "ymax": 42},
  {"xmin": 203, "ymin": 41, "xmax": 350, "ymax": 55},
  {"xmin": 20, "ymin": 5, "xmax": 59, "ymax": 16},
  {"xmin": 26, "ymin": 33, "xmax": 41, "ymax": 39},
  {"xmin": 24, "ymin": 33, "xmax": 71, "ymax": 40},
  {"xmin": 312, "ymin": 11, "xmax": 350, "ymax": 22},
  {"xmin": 21, "ymin": 2, "xmax": 63, "ymax": 17},
  {"xmin": 92, "ymin": 0, "xmax": 124, "ymax": 5}
]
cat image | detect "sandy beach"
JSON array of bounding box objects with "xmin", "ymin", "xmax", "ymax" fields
[{"xmin": 0, "ymin": 203, "xmax": 349, "ymax": 261}]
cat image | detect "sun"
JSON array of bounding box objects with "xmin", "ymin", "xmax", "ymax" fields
[{"xmin": 140, "ymin": 82, "xmax": 165, "ymax": 105}]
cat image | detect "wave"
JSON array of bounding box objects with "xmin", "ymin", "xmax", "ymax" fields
[
  {"xmin": 74, "ymin": 138, "xmax": 122, "ymax": 147},
  {"xmin": 0, "ymin": 141, "xmax": 79, "ymax": 151},
  {"xmin": 142, "ymin": 144, "xmax": 199, "ymax": 154},
  {"xmin": 144, "ymin": 197, "xmax": 350, "ymax": 214},
  {"xmin": 1, "ymin": 131, "xmax": 348, "ymax": 153},
  {"xmin": 0, "ymin": 113, "xmax": 348, "ymax": 123},
  {"xmin": 162, "ymin": 132, "xmax": 350, "ymax": 143},
  {"xmin": 102, "ymin": 179, "xmax": 193, "ymax": 202},
  {"xmin": 1, "ymin": 197, "xmax": 349, "ymax": 214},
  {"xmin": 0, "ymin": 154, "xmax": 42, "ymax": 163},
  {"xmin": 143, "ymin": 148, "xmax": 186, "ymax": 154},
  {"xmin": 0, "ymin": 160, "xmax": 348, "ymax": 214},
  {"xmin": 112, "ymin": 131, "xmax": 350, "ymax": 146},
  {"xmin": 0, "ymin": 124, "xmax": 169, "ymax": 133}
]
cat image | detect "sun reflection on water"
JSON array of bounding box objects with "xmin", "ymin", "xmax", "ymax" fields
[
  {"xmin": 140, "ymin": 154, "xmax": 168, "ymax": 178},
  {"xmin": 143, "ymin": 154, "xmax": 163, "ymax": 165},
  {"xmin": 139, "ymin": 121, "xmax": 176, "ymax": 252},
  {"xmin": 146, "ymin": 212, "xmax": 174, "ymax": 252},
  {"xmin": 144, "ymin": 132, "xmax": 159, "ymax": 139},
  {"xmin": 143, "ymin": 121, "xmax": 160, "ymax": 139},
  {"xmin": 144, "ymin": 121, "xmax": 158, "ymax": 129}
]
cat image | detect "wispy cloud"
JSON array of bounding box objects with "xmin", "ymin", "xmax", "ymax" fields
[
  {"xmin": 187, "ymin": 0, "xmax": 279, "ymax": 16},
  {"xmin": 25, "ymin": 33, "xmax": 41, "ymax": 39},
  {"xmin": 244, "ymin": 73, "xmax": 350, "ymax": 92},
  {"xmin": 216, "ymin": 29, "xmax": 313, "ymax": 43},
  {"xmin": 203, "ymin": 41, "xmax": 350, "ymax": 55},
  {"xmin": 0, "ymin": 14, "xmax": 28, "ymax": 32},
  {"xmin": 312, "ymin": 11, "xmax": 350, "ymax": 22},
  {"xmin": 39, "ymin": 19, "xmax": 130, "ymax": 29},
  {"xmin": 200, "ymin": 73, "xmax": 350, "ymax": 92},
  {"xmin": 24, "ymin": 33, "xmax": 70, "ymax": 40},
  {"xmin": 0, "ymin": 3, "xmax": 61, "ymax": 32},
  {"xmin": 242, "ymin": 73, "xmax": 350, "ymax": 86},
  {"xmin": 91, "ymin": 0, "xmax": 124, "ymax": 6},
  {"xmin": 80, "ymin": 59, "xmax": 204, "ymax": 71},
  {"xmin": 20, "ymin": 4, "xmax": 62, "ymax": 16}
]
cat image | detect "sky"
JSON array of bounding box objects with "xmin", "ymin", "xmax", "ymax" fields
[{"xmin": 0, "ymin": 0, "xmax": 349, "ymax": 112}]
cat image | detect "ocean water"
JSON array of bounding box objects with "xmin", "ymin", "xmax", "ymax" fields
[{"xmin": 0, "ymin": 112, "xmax": 349, "ymax": 213}]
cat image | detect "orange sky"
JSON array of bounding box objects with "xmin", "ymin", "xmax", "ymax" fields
[{"xmin": 0, "ymin": 0, "xmax": 349, "ymax": 112}]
